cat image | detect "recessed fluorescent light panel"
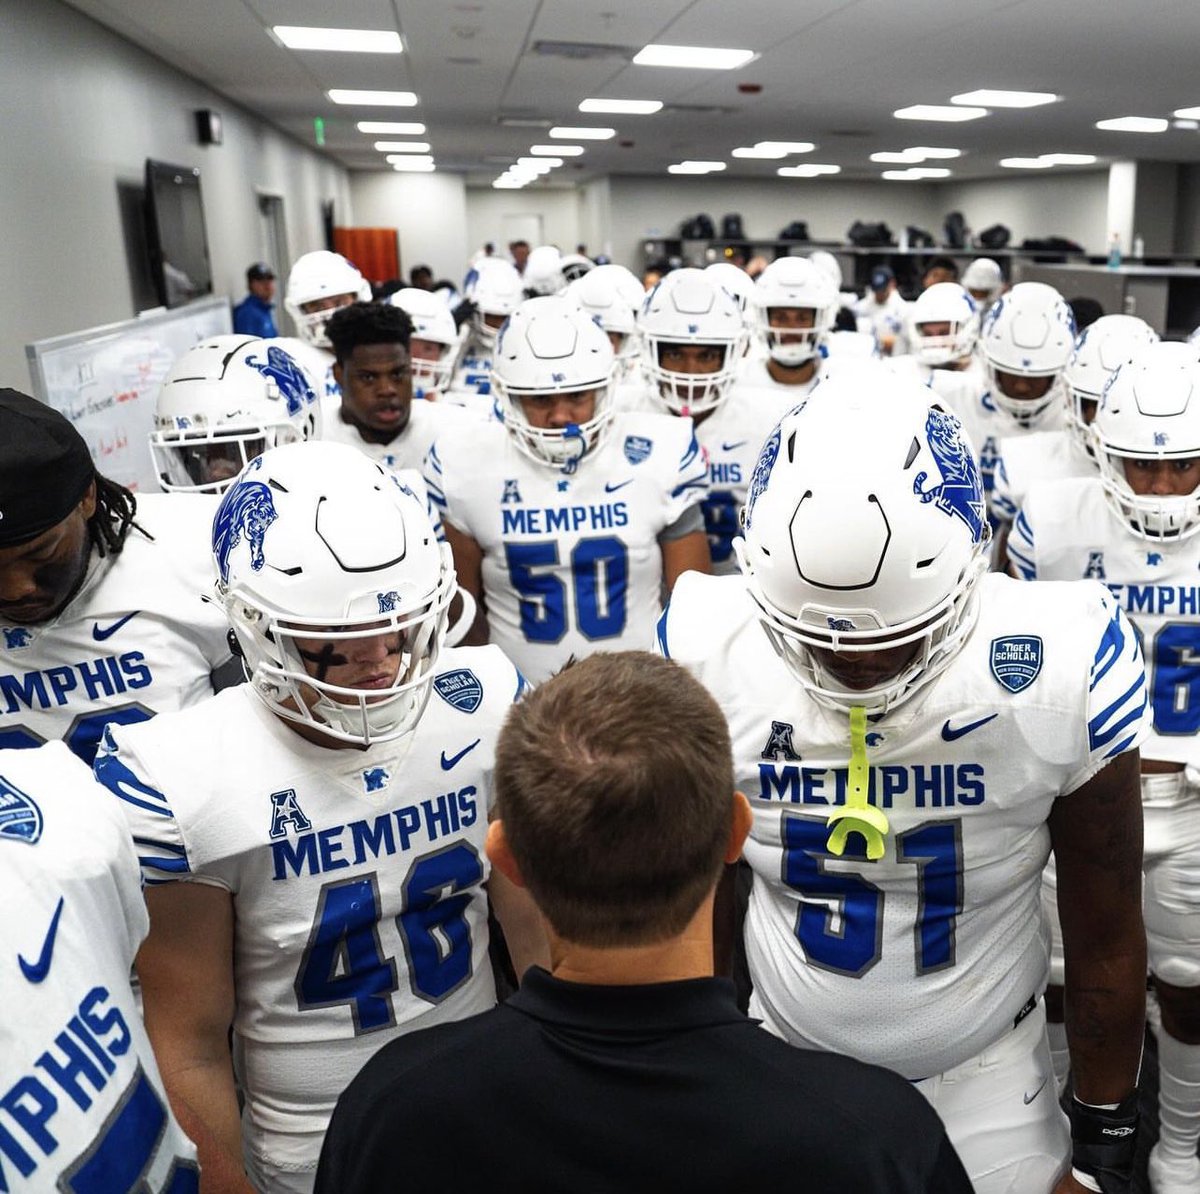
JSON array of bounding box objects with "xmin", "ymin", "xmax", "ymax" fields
[
  {"xmin": 777, "ymin": 164, "xmax": 840, "ymax": 177},
  {"xmin": 579, "ymin": 98, "xmax": 663, "ymax": 115},
  {"xmin": 1001, "ymin": 153, "xmax": 1097, "ymax": 168},
  {"xmin": 550, "ymin": 126, "xmax": 616, "ymax": 140},
  {"xmin": 358, "ymin": 121, "xmax": 425, "ymax": 135},
  {"xmin": 274, "ymin": 26, "xmax": 403, "ymax": 53},
  {"xmin": 373, "ymin": 142, "xmax": 430, "ymax": 153},
  {"xmin": 386, "ymin": 155, "xmax": 434, "ymax": 166},
  {"xmin": 894, "ymin": 105, "xmax": 987, "ymax": 122},
  {"xmin": 392, "ymin": 160, "xmax": 435, "ymax": 172},
  {"xmin": 632, "ymin": 44, "xmax": 755, "ymax": 70},
  {"xmin": 733, "ymin": 141, "xmax": 815, "ymax": 158},
  {"xmin": 328, "ymin": 90, "xmax": 417, "ymax": 106},
  {"xmin": 951, "ymin": 89, "xmax": 1057, "ymax": 108},
  {"xmin": 667, "ymin": 161, "xmax": 726, "ymax": 174},
  {"xmin": 519, "ymin": 156, "xmax": 562, "ymax": 168},
  {"xmin": 1095, "ymin": 116, "xmax": 1168, "ymax": 132},
  {"xmin": 999, "ymin": 157, "xmax": 1053, "ymax": 169},
  {"xmin": 1173, "ymin": 106, "xmax": 1200, "ymax": 119},
  {"xmin": 871, "ymin": 147, "xmax": 961, "ymax": 164},
  {"xmin": 531, "ymin": 145, "xmax": 584, "ymax": 156},
  {"xmin": 882, "ymin": 167, "xmax": 952, "ymax": 180}
]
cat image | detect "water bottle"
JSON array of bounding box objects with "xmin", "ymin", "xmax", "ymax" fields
[{"xmin": 1107, "ymin": 233, "xmax": 1122, "ymax": 270}]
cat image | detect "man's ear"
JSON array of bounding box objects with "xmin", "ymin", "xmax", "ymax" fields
[
  {"xmin": 726, "ymin": 792, "xmax": 752, "ymax": 863},
  {"xmin": 331, "ymin": 360, "xmax": 344, "ymax": 388},
  {"xmin": 486, "ymin": 820, "xmax": 527, "ymax": 889}
]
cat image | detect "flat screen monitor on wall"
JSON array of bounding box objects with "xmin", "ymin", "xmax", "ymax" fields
[{"xmin": 145, "ymin": 159, "xmax": 213, "ymax": 308}]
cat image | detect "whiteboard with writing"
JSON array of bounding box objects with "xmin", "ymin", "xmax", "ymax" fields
[{"xmin": 25, "ymin": 297, "xmax": 231, "ymax": 492}]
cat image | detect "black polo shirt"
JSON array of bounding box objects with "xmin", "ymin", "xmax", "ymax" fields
[{"xmin": 317, "ymin": 967, "xmax": 970, "ymax": 1193}]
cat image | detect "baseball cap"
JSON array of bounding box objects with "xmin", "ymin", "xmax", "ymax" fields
[
  {"xmin": 0, "ymin": 389, "xmax": 96, "ymax": 547},
  {"xmin": 869, "ymin": 266, "xmax": 895, "ymax": 292},
  {"xmin": 247, "ymin": 262, "xmax": 276, "ymax": 282}
]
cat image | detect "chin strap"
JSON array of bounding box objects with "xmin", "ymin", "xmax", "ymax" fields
[{"xmin": 825, "ymin": 705, "xmax": 889, "ymax": 860}]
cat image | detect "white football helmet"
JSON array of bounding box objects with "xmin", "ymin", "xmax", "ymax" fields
[
  {"xmin": 284, "ymin": 251, "xmax": 372, "ymax": 348},
  {"xmin": 751, "ymin": 257, "xmax": 838, "ymax": 367},
  {"xmin": 808, "ymin": 250, "xmax": 844, "ymax": 292},
  {"xmin": 1091, "ymin": 342, "xmax": 1200, "ymax": 541},
  {"xmin": 567, "ymin": 264, "xmax": 643, "ymax": 381},
  {"xmin": 213, "ymin": 441, "xmax": 454, "ymax": 746},
  {"xmin": 491, "ymin": 296, "xmax": 615, "ymax": 468},
  {"xmin": 961, "ymin": 258, "xmax": 1004, "ymax": 310},
  {"xmin": 560, "ymin": 252, "xmax": 595, "ymax": 283},
  {"xmin": 909, "ymin": 283, "xmax": 979, "ymax": 367},
  {"xmin": 524, "ymin": 245, "xmax": 566, "ymax": 296},
  {"xmin": 389, "ymin": 287, "xmax": 461, "ymax": 392},
  {"xmin": 980, "ymin": 281, "xmax": 1076, "ymax": 424},
  {"xmin": 704, "ymin": 262, "xmax": 756, "ymax": 314},
  {"xmin": 150, "ymin": 336, "xmax": 321, "ymax": 494},
  {"xmin": 734, "ymin": 361, "xmax": 990, "ymax": 716},
  {"xmin": 639, "ymin": 268, "xmax": 747, "ymax": 416},
  {"xmin": 462, "ymin": 257, "xmax": 524, "ymax": 349},
  {"xmin": 1062, "ymin": 314, "xmax": 1159, "ymax": 445}
]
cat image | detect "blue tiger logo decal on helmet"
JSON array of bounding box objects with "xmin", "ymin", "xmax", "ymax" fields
[
  {"xmin": 213, "ymin": 479, "xmax": 279, "ymax": 582},
  {"xmin": 743, "ymin": 425, "xmax": 781, "ymax": 529},
  {"xmin": 244, "ymin": 345, "xmax": 315, "ymax": 417},
  {"xmin": 913, "ymin": 407, "xmax": 986, "ymax": 543}
]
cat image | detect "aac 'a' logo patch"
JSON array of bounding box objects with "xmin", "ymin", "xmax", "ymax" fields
[
  {"xmin": 624, "ymin": 435, "xmax": 653, "ymax": 465},
  {"xmin": 990, "ymin": 635, "xmax": 1043, "ymax": 694},
  {"xmin": 434, "ymin": 668, "xmax": 483, "ymax": 714},
  {"xmin": 0, "ymin": 776, "xmax": 43, "ymax": 845}
]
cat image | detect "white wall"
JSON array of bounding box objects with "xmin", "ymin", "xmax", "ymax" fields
[
  {"xmin": 1175, "ymin": 166, "xmax": 1200, "ymax": 255},
  {"xmin": 577, "ymin": 177, "xmax": 613, "ymax": 261},
  {"xmin": 465, "ymin": 187, "xmax": 583, "ymax": 266},
  {"xmin": 939, "ymin": 170, "xmax": 1109, "ymax": 256},
  {"xmin": 603, "ymin": 175, "xmax": 945, "ymax": 273},
  {"xmin": 0, "ymin": 0, "xmax": 351, "ymax": 386},
  {"xmin": 349, "ymin": 173, "xmax": 469, "ymax": 285}
]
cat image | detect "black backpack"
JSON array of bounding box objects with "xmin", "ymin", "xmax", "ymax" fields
[
  {"xmin": 721, "ymin": 213, "xmax": 745, "ymax": 239},
  {"xmin": 979, "ymin": 224, "xmax": 1012, "ymax": 250},
  {"xmin": 907, "ymin": 225, "xmax": 935, "ymax": 249},
  {"xmin": 779, "ymin": 220, "xmax": 810, "ymax": 241},
  {"xmin": 847, "ymin": 220, "xmax": 895, "ymax": 247},
  {"xmin": 680, "ymin": 213, "xmax": 716, "ymax": 239},
  {"xmin": 944, "ymin": 211, "xmax": 968, "ymax": 249}
]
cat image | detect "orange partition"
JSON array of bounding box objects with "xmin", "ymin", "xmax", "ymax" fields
[{"xmin": 333, "ymin": 227, "xmax": 400, "ymax": 285}]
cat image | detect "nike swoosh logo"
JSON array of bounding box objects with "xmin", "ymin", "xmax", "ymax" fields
[
  {"xmin": 604, "ymin": 480, "xmax": 633, "ymax": 493},
  {"xmin": 721, "ymin": 440, "xmax": 747, "ymax": 451},
  {"xmin": 940, "ymin": 714, "xmax": 998, "ymax": 742},
  {"xmin": 19, "ymin": 897, "xmax": 64, "ymax": 984},
  {"xmin": 440, "ymin": 739, "xmax": 481, "ymax": 771},
  {"xmin": 1023, "ymin": 1080, "xmax": 1047, "ymax": 1105},
  {"xmin": 92, "ymin": 611, "xmax": 140, "ymax": 641}
]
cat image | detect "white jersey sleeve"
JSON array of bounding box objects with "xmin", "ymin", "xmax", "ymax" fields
[
  {"xmin": 0, "ymin": 493, "xmax": 232, "ymax": 765},
  {"xmin": 0, "ymin": 743, "xmax": 198, "ymax": 1190}
]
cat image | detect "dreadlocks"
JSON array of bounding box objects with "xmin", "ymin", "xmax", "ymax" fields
[{"xmin": 89, "ymin": 474, "xmax": 146, "ymax": 558}]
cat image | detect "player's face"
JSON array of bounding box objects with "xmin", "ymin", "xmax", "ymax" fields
[
  {"xmin": 994, "ymin": 369, "xmax": 1054, "ymax": 403},
  {"xmin": 483, "ymin": 311, "xmax": 506, "ymax": 331},
  {"xmin": 968, "ymin": 288, "xmax": 991, "ymax": 304},
  {"xmin": 606, "ymin": 330, "xmax": 625, "ymax": 354},
  {"xmin": 807, "ymin": 638, "xmax": 924, "ymax": 690},
  {"xmin": 520, "ymin": 389, "xmax": 597, "ymax": 429},
  {"xmin": 292, "ymin": 623, "xmax": 403, "ymax": 705},
  {"xmin": 658, "ymin": 343, "xmax": 725, "ymax": 374},
  {"xmin": 923, "ymin": 268, "xmax": 956, "ymax": 289},
  {"xmin": 768, "ymin": 307, "xmax": 816, "ymax": 344},
  {"xmin": 178, "ymin": 437, "xmax": 264, "ymax": 487},
  {"xmin": 1124, "ymin": 456, "xmax": 1200, "ymax": 497},
  {"xmin": 300, "ymin": 292, "xmax": 357, "ymax": 315},
  {"xmin": 409, "ymin": 337, "xmax": 442, "ymax": 363},
  {"xmin": 919, "ymin": 321, "xmax": 952, "ymax": 338},
  {"xmin": 0, "ymin": 484, "xmax": 96, "ymax": 625},
  {"xmin": 337, "ymin": 343, "xmax": 414, "ymax": 437}
]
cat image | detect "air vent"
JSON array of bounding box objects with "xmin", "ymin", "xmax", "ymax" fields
[
  {"xmin": 663, "ymin": 103, "xmax": 736, "ymax": 116},
  {"xmin": 496, "ymin": 114, "xmax": 553, "ymax": 128},
  {"xmin": 825, "ymin": 129, "xmax": 873, "ymax": 138},
  {"xmin": 531, "ymin": 40, "xmax": 636, "ymax": 60}
]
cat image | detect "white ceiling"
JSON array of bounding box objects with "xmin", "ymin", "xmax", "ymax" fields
[{"xmin": 65, "ymin": 0, "xmax": 1200, "ymax": 184}]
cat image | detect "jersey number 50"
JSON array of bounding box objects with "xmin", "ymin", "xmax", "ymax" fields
[{"xmin": 504, "ymin": 535, "xmax": 628, "ymax": 643}]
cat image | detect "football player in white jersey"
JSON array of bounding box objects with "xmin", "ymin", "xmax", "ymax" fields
[
  {"xmin": 638, "ymin": 269, "xmax": 794, "ymax": 574},
  {"xmin": 0, "ymin": 743, "xmax": 202, "ymax": 1192},
  {"xmin": 426, "ymin": 295, "xmax": 709, "ymax": 683},
  {"xmin": 962, "ymin": 257, "xmax": 1005, "ymax": 318},
  {"xmin": 94, "ymin": 442, "xmax": 544, "ymax": 1193},
  {"xmin": 450, "ymin": 258, "xmax": 525, "ymax": 401},
  {"xmin": 991, "ymin": 315, "xmax": 1159, "ymax": 531},
  {"xmin": 0, "ymin": 389, "xmax": 234, "ymax": 765},
  {"xmin": 740, "ymin": 256, "xmax": 838, "ymax": 397},
  {"xmin": 320, "ymin": 301, "xmax": 470, "ymax": 475},
  {"xmin": 658, "ymin": 366, "xmax": 1149, "ymax": 1194},
  {"xmin": 150, "ymin": 334, "xmax": 322, "ymax": 494},
  {"xmin": 1010, "ymin": 342, "xmax": 1200, "ymax": 1194},
  {"xmin": 948, "ymin": 281, "xmax": 1076, "ymax": 518},
  {"xmin": 891, "ymin": 282, "xmax": 984, "ymax": 391},
  {"xmin": 567, "ymin": 263, "xmax": 645, "ymax": 388}
]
